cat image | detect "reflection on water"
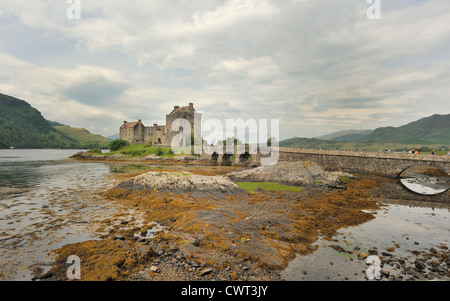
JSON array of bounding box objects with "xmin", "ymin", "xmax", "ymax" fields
[
  {"xmin": 399, "ymin": 166, "xmax": 449, "ymax": 195},
  {"xmin": 400, "ymin": 178, "xmax": 448, "ymax": 195},
  {"xmin": 0, "ymin": 149, "xmax": 84, "ymax": 163}
]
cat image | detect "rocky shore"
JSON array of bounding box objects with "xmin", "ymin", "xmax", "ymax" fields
[
  {"xmin": 34, "ymin": 161, "xmax": 449, "ymax": 282},
  {"xmin": 329, "ymin": 244, "xmax": 450, "ymax": 281}
]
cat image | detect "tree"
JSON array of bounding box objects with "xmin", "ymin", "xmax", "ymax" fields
[
  {"xmin": 110, "ymin": 139, "xmax": 130, "ymax": 151},
  {"xmin": 221, "ymin": 137, "xmax": 242, "ymax": 146}
]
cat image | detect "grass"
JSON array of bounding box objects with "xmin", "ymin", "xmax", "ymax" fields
[
  {"xmin": 338, "ymin": 176, "xmax": 352, "ymax": 184},
  {"xmin": 237, "ymin": 182, "xmax": 304, "ymax": 194},
  {"xmin": 106, "ymin": 144, "xmax": 177, "ymax": 158},
  {"xmin": 280, "ymin": 138, "xmax": 449, "ymax": 154},
  {"xmin": 54, "ymin": 125, "xmax": 111, "ymax": 148}
]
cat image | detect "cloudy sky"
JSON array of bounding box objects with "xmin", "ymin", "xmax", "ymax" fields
[{"xmin": 0, "ymin": 0, "xmax": 449, "ymax": 140}]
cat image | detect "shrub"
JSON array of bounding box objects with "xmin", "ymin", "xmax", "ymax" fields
[
  {"xmin": 88, "ymin": 148, "xmax": 102, "ymax": 154},
  {"xmin": 156, "ymin": 147, "xmax": 164, "ymax": 156},
  {"xmin": 110, "ymin": 139, "xmax": 130, "ymax": 151}
]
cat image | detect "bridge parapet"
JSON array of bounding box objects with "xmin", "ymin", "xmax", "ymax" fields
[
  {"xmin": 278, "ymin": 147, "xmax": 450, "ymax": 177},
  {"xmin": 278, "ymin": 147, "xmax": 450, "ymax": 162}
]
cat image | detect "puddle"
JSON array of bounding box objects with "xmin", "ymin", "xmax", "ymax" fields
[
  {"xmin": 133, "ymin": 222, "xmax": 166, "ymax": 240},
  {"xmin": 281, "ymin": 202, "xmax": 450, "ymax": 281}
]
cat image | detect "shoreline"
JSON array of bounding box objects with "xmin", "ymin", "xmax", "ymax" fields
[
  {"xmin": 2, "ymin": 154, "xmax": 448, "ymax": 281},
  {"xmin": 37, "ymin": 163, "xmax": 450, "ymax": 281}
]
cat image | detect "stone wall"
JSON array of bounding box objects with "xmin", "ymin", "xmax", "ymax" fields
[{"xmin": 277, "ymin": 148, "xmax": 450, "ymax": 177}]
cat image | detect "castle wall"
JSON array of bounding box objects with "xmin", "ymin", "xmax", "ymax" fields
[
  {"xmin": 144, "ymin": 125, "xmax": 172, "ymax": 146},
  {"xmin": 120, "ymin": 103, "xmax": 201, "ymax": 146}
]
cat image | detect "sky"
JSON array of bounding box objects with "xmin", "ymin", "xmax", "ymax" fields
[{"xmin": 0, "ymin": 0, "xmax": 449, "ymax": 141}]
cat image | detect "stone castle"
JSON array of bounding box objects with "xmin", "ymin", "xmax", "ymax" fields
[{"xmin": 120, "ymin": 103, "xmax": 201, "ymax": 146}]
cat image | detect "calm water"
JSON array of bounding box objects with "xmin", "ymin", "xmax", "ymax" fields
[
  {"xmin": 281, "ymin": 203, "xmax": 450, "ymax": 280},
  {"xmin": 0, "ymin": 149, "xmax": 143, "ymax": 280},
  {"xmin": 399, "ymin": 165, "xmax": 449, "ymax": 195}
]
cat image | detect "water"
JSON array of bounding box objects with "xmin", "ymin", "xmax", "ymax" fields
[
  {"xmin": 281, "ymin": 203, "xmax": 450, "ymax": 281},
  {"xmin": 399, "ymin": 166, "xmax": 449, "ymax": 195},
  {"xmin": 0, "ymin": 149, "xmax": 144, "ymax": 280},
  {"xmin": 400, "ymin": 178, "xmax": 448, "ymax": 195},
  {"xmin": 0, "ymin": 149, "xmax": 84, "ymax": 163}
]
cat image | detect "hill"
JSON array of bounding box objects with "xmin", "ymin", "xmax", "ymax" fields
[
  {"xmin": 280, "ymin": 114, "xmax": 450, "ymax": 153},
  {"xmin": 360, "ymin": 114, "xmax": 450, "ymax": 144},
  {"xmin": 53, "ymin": 125, "xmax": 111, "ymax": 149},
  {"xmin": 0, "ymin": 93, "xmax": 76, "ymax": 149},
  {"xmin": 315, "ymin": 129, "xmax": 373, "ymax": 142},
  {"xmin": 108, "ymin": 133, "xmax": 120, "ymax": 140},
  {"xmin": 0, "ymin": 93, "xmax": 111, "ymax": 149}
]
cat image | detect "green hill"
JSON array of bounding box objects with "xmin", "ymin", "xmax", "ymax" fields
[
  {"xmin": 315, "ymin": 129, "xmax": 373, "ymax": 142},
  {"xmin": 280, "ymin": 114, "xmax": 450, "ymax": 153},
  {"xmin": 0, "ymin": 93, "xmax": 76, "ymax": 149},
  {"xmin": 53, "ymin": 125, "xmax": 111, "ymax": 149},
  {"xmin": 360, "ymin": 114, "xmax": 450, "ymax": 144},
  {"xmin": 0, "ymin": 93, "xmax": 111, "ymax": 149}
]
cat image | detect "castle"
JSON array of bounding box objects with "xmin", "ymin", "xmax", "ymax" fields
[{"xmin": 120, "ymin": 103, "xmax": 201, "ymax": 146}]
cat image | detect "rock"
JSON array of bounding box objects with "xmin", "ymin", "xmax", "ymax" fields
[
  {"xmin": 358, "ymin": 252, "xmax": 368, "ymax": 260},
  {"xmin": 431, "ymin": 259, "xmax": 440, "ymax": 267},
  {"xmin": 227, "ymin": 161, "xmax": 350, "ymax": 187},
  {"xmin": 414, "ymin": 260, "xmax": 426, "ymax": 270},
  {"xmin": 368, "ymin": 249, "xmax": 378, "ymax": 255},
  {"xmin": 144, "ymin": 154, "xmax": 163, "ymax": 160},
  {"xmin": 173, "ymin": 155, "xmax": 198, "ymax": 161},
  {"xmin": 149, "ymin": 266, "xmax": 158, "ymax": 273},
  {"xmin": 393, "ymin": 275, "xmax": 403, "ymax": 281},
  {"xmin": 200, "ymin": 268, "xmax": 213, "ymax": 276},
  {"xmin": 381, "ymin": 252, "xmax": 393, "ymax": 257},
  {"xmin": 114, "ymin": 235, "xmax": 124, "ymax": 240},
  {"xmin": 114, "ymin": 171, "xmax": 244, "ymax": 195}
]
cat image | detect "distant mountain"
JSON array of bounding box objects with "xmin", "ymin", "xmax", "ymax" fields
[
  {"xmin": 280, "ymin": 114, "xmax": 450, "ymax": 151},
  {"xmin": 108, "ymin": 133, "xmax": 119, "ymax": 140},
  {"xmin": 315, "ymin": 129, "xmax": 373, "ymax": 142},
  {"xmin": 0, "ymin": 93, "xmax": 75, "ymax": 149},
  {"xmin": 53, "ymin": 125, "xmax": 111, "ymax": 149},
  {"xmin": 360, "ymin": 114, "xmax": 450, "ymax": 144},
  {"xmin": 0, "ymin": 93, "xmax": 111, "ymax": 149}
]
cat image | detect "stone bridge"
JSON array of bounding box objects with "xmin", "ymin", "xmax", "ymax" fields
[
  {"xmin": 201, "ymin": 146, "xmax": 450, "ymax": 202},
  {"xmin": 276, "ymin": 147, "xmax": 450, "ymax": 178},
  {"xmin": 201, "ymin": 146, "xmax": 450, "ymax": 178}
]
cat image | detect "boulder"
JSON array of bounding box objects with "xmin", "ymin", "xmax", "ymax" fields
[
  {"xmin": 227, "ymin": 161, "xmax": 352, "ymax": 187},
  {"xmin": 114, "ymin": 171, "xmax": 244, "ymax": 195},
  {"xmin": 144, "ymin": 154, "xmax": 163, "ymax": 160}
]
